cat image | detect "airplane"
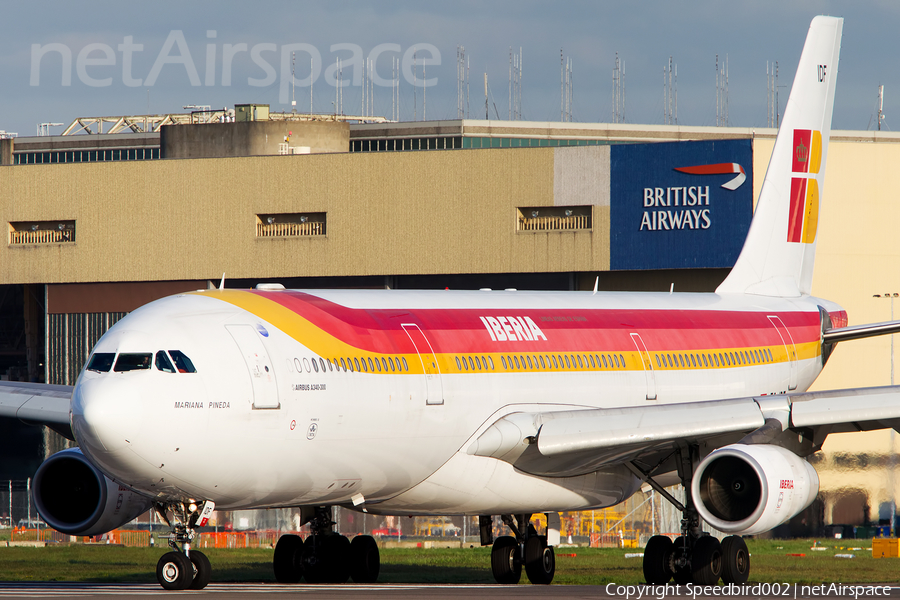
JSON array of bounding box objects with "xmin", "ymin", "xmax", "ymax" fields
[{"xmin": 2, "ymin": 15, "xmax": 897, "ymax": 591}]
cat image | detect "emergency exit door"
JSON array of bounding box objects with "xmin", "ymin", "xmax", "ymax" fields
[
  {"xmin": 401, "ymin": 323, "xmax": 444, "ymax": 405},
  {"xmin": 226, "ymin": 324, "xmax": 280, "ymax": 409}
]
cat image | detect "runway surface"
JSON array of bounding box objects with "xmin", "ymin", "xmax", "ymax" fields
[{"xmin": 1, "ymin": 583, "xmax": 900, "ymax": 600}]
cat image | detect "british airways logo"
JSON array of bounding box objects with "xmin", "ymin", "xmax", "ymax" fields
[
  {"xmin": 480, "ymin": 316, "xmax": 547, "ymax": 342},
  {"xmin": 639, "ymin": 163, "xmax": 745, "ymax": 232}
]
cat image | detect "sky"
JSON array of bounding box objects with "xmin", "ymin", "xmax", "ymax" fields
[{"xmin": 0, "ymin": 1, "xmax": 897, "ymax": 137}]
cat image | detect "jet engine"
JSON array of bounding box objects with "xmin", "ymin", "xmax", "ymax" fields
[
  {"xmin": 32, "ymin": 448, "xmax": 153, "ymax": 536},
  {"xmin": 691, "ymin": 444, "xmax": 818, "ymax": 535}
]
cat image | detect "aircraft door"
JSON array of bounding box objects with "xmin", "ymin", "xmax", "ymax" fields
[
  {"xmin": 226, "ymin": 324, "xmax": 280, "ymax": 409},
  {"xmin": 768, "ymin": 316, "xmax": 798, "ymax": 390},
  {"xmin": 401, "ymin": 323, "xmax": 444, "ymax": 405},
  {"xmin": 630, "ymin": 333, "xmax": 657, "ymax": 400}
]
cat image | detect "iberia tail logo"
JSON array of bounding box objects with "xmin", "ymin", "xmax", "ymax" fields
[
  {"xmin": 787, "ymin": 129, "xmax": 822, "ymax": 244},
  {"xmin": 674, "ymin": 163, "xmax": 746, "ymax": 190}
]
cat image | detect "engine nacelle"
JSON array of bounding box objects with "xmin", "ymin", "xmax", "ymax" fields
[
  {"xmin": 692, "ymin": 444, "xmax": 819, "ymax": 535},
  {"xmin": 33, "ymin": 448, "xmax": 153, "ymax": 536}
]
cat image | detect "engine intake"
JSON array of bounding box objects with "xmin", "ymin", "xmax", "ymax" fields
[
  {"xmin": 33, "ymin": 448, "xmax": 152, "ymax": 536},
  {"xmin": 691, "ymin": 444, "xmax": 818, "ymax": 535}
]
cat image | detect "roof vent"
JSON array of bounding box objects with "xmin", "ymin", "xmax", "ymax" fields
[{"xmin": 255, "ymin": 283, "xmax": 286, "ymax": 291}]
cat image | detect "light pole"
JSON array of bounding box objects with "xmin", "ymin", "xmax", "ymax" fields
[
  {"xmin": 874, "ymin": 292, "xmax": 899, "ymax": 534},
  {"xmin": 872, "ymin": 293, "xmax": 898, "ymax": 385}
]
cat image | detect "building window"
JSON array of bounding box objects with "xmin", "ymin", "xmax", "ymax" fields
[
  {"xmin": 517, "ymin": 206, "xmax": 592, "ymax": 232},
  {"xmin": 257, "ymin": 213, "xmax": 326, "ymax": 237},
  {"xmin": 9, "ymin": 220, "xmax": 76, "ymax": 245}
]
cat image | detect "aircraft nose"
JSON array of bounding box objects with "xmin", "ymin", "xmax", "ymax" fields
[{"xmin": 71, "ymin": 376, "xmax": 143, "ymax": 456}]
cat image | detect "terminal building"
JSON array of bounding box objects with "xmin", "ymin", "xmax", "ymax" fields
[{"xmin": 1, "ymin": 108, "xmax": 898, "ymax": 533}]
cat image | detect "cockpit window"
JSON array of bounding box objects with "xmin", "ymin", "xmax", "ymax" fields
[
  {"xmin": 169, "ymin": 350, "xmax": 197, "ymax": 373},
  {"xmin": 86, "ymin": 353, "xmax": 115, "ymax": 373},
  {"xmin": 114, "ymin": 353, "xmax": 152, "ymax": 372},
  {"xmin": 155, "ymin": 351, "xmax": 176, "ymax": 373}
]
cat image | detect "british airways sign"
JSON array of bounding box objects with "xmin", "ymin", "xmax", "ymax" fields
[{"xmin": 610, "ymin": 139, "xmax": 753, "ymax": 270}]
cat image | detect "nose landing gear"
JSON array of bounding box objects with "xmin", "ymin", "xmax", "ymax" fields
[
  {"xmin": 273, "ymin": 506, "xmax": 380, "ymax": 584},
  {"xmin": 489, "ymin": 514, "xmax": 556, "ymax": 585},
  {"xmin": 630, "ymin": 444, "xmax": 750, "ymax": 586},
  {"xmin": 154, "ymin": 500, "xmax": 214, "ymax": 590}
]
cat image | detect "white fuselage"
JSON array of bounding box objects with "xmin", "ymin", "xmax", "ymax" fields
[{"xmin": 70, "ymin": 288, "xmax": 837, "ymax": 515}]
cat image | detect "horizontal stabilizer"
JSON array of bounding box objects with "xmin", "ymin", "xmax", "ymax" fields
[{"xmin": 823, "ymin": 320, "xmax": 900, "ymax": 344}]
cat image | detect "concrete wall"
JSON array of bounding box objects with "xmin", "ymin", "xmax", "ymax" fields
[
  {"xmin": 0, "ymin": 146, "xmax": 608, "ymax": 284},
  {"xmin": 160, "ymin": 120, "xmax": 349, "ymax": 158}
]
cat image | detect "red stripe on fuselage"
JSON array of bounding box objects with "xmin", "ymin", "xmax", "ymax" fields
[{"xmin": 252, "ymin": 291, "xmax": 821, "ymax": 356}]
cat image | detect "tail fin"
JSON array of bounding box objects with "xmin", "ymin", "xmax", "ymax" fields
[{"xmin": 717, "ymin": 16, "xmax": 842, "ymax": 297}]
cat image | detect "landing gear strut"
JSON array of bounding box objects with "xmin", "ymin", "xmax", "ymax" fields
[
  {"xmin": 489, "ymin": 514, "xmax": 555, "ymax": 585},
  {"xmin": 154, "ymin": 500, "xmax": 213, "ymax": 591},
  {"xmin": 630, "ymin": 444, "xmax": 749, "ymax": 586},
  {"xmin": 273, "ymin": 506, "xmax": 380, "ymax": 584}
]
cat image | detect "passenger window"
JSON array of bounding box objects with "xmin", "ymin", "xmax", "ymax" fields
[
  {"xmin": 463, "ymin": 357, "xmax": 469, "ymax": 371},
  {"xmin": 576, "ymin": 355, "xmax": 583, "ymax": 368},
  {"xmin": 729, "ymin": 352, "xmax": 735, "ymax": 365},
  {"xmin": 475, "ymin": 356, "xmax": 482, "ymax": 370},
  {"xmin": 321, "ymin": 358, "xmax": 327, "ymax": 372},
  {"xmin": 589, "ymin": 354, "xmax": 596, "ymax": 368},
  {"xmin": 539, "ymin": 355, "xmax": 546, "ymax": 369},
  {"xmin": 714, "ymin": 354, "xmax": 720, "ymax": 367},
  {"xmin": 380, "ymin": 358, "xmax": 387, "ymax": 371},
  {"xmin": 702, "ymin": 354, "xmax": 709, "ymax": 367},
  {"xmin": 327, "ymin": 359, "xmax": 333, "ymax": 371},
  {"xmin": 303, "ymin": 358, "xmax": 311, "ymax": 372},
  {"xmin": 614, "ymin": 355, "xmax": 620, "ymax": 368},
  {"xmin": 678, "ymin": 355, "xmax": 684, "ymax": 368},
  {"xmin": 468, "ymin": 356, "xmax": 475, "ymax": 371},
  {"xmin": 455, "ymin": 357, "xmax": 461, "ymax": 370},
  {"xmin": 602, "ymin": 355, "xmax": 607, "ymax": 368},
  {"xmin": 312, "ymin": 359, "xmax": 319, "ymax": 373},
  {"xmin": 155, "ymin": 351, "xmax": 176, "ymax": 373},
  {"xmin": 361, "ymin": 358, "xmax": 368, "ymax": 372},
  {"xmin": 293, "ymin": 358, "xmax": 302, "ymax": 371},
  {"xmin": 501, "ymin": 356, "xmax": 508, "ymax": 369},
  {"xmin": 167, "ymin": 351, "xmax": 196, "ymax": 373},
  {"xmin": 114, "ymin": 353, "xmax": 152, "ymax": 372},
  {"xmin": 488, "ymin": 356, "xmax": 494, "ymax": 370},
  {"xmin": 87, "ymin": 352, "xmax": 115, "ymax": 373},
  {"xmin": 526, "ymin": 356, "xmax": 533, "ymax": 369},
  {"xmin": 367, "ymin": 358, "xmax": 374, "ymax": 372},
  {"xmin": 564, "ymin": 355, "xmax": 571, "ymax": 368},
  {"xmin": 552, "ymin": 355, "xmax": 559, "ymax": 369},
  {"xmin": 388, "ymin": 357, "xmax": 395, "ymax": 371},
  {"xmin": 401, "ymin": 357, "xmax": 408, "ymax": 371},
  {"xmin": 655, "ymin": 355, "xmax": 661, "ymax": 368},
  {"xmin": 340, "ymin": 357, "xmax": 347, "ymax": 371},
  {"xmin": 352, "ymin": 358, "xmax": 359, "ymax": 372},
  {"xmin": 513, "ymin": 356, "xmax": 520, "ymax": 369}
]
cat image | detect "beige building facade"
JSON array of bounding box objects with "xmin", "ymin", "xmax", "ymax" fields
[{"xmin": 0, "ymin": 120, "xmax": 898, "ymax": 526}]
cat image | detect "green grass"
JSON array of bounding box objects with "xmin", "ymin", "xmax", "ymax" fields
[{"xmin": 0, "ymin": 539, "xmax": 894, "ymax": 585}]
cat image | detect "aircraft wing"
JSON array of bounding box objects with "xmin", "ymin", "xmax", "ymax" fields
[
  {"xmin": 0, "ymin": 381, "xmax": 74, "ymax": 440},
  {"xmin": 468, "ymin": 386, "xmax": 900, "ymax": 478}
]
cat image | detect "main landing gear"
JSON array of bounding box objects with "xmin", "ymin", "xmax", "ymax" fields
[
  {"xmin": 486, "ymin": 514, "xmax": 556, "ymax": 585},
  {"xmin": 154, "ymin": 501, "xmax": 213, "ymax": 591},
  {"xmin": 273, "ymin": 506, "xmax": 380, "ymax": 584},
  {"xmin": 629, "ymin": 444, "xmax": 750, "ymax": 586}
]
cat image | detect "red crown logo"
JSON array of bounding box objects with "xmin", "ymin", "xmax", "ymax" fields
[{"xmin": 796, "ymin": 140, "xmax": 808, "ymax": 163}]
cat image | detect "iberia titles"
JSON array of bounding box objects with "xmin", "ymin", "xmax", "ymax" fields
[{"xmin": 480, "ymin": 316, "xmax": 547, "ymax": 342}]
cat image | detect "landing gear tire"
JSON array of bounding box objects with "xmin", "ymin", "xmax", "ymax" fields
[
  {"xmin": 325, "ymin": 535, "xmax": 351, "ymax": 584},
  {"xmin": 303, "ymin": 535, "xmax": 327, "ymax": 584},
  {"xmin": 491, "ymin": 536, "xmax": 521, "ymax": 585},
  {"xmin": 643, "ymin": 535, "xmax": 674, "ymax": 584},
  {"xmin": 721, "ymin": 535, "xmax": 750, "ymax": 584},
  {"xmin": 187, "ymin": 550, "xmax": 212, "ymax": 590},
  {"xmin": 671, "ymin": 538, "xmax": 692, "ymax": 585},
  {"xmin": 350, "ymin": 535, "xmax": 380, "ymax": 583},
  {"xmin": 523, "ymin": 536, "xmax": 555, "ymax": 585},
  {"xmin": 156, "ymin": 551, "xmax": 193, "ymax": 591},
  {"xmin": 273, "ymin": 534, "xmax": 304, "ymax": 583},
  {"xmin": 692, "ymin": 536, "xmax": 723, "ymax": 586}
]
